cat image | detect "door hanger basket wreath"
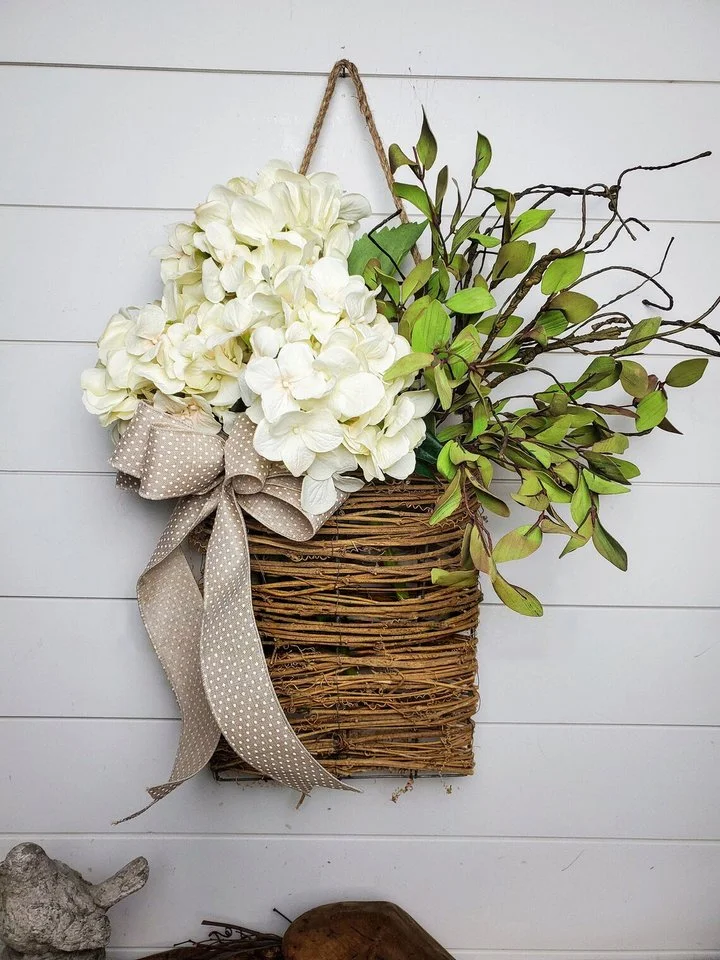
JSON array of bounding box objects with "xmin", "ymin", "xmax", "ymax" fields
[{"xmin": 82, "ymin": 60, "xmax": 720, "ymax": 817}]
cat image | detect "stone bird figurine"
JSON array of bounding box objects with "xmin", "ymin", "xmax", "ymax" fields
[{"xmin": 0, "ymin": 843, "xmax": 149, "ymax": 960}]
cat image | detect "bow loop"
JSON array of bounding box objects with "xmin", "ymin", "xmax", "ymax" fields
[
  {"xmin": 239, "ymin": 475, "xmax": 337, "ymax": 542},
  {"xmin": 223, "ymin": 415, "xmax": 273, "ymax": 495},
  {"xmin": 111, "ymin": 402, "xmax": 224, "ymax": 500}
]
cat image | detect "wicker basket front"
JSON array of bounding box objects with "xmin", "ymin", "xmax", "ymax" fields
[{"xmin": 198, "ymin": 477, "xmax": 480, "ymax": 781}]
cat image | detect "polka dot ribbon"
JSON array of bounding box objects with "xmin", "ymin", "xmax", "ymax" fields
[{"xmin": 110, "ymin": 402, "xmax": 360, "ymax": 820}]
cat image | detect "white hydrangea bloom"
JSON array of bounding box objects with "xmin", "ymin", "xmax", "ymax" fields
[
  {"xmin": 81, "ymin": 366, "xmax": 139, "ymax": 430},
  {"xmin": 153, "ymin": 161, "xmax": 370, "ymax": 305},
  {"xmin": 82, "ymin": 293, "xmax": 251, "ymax": 433},
  {"xmin": 243, "ymin": 256, "xmax": 433, "ymax": 512},
  {"xmin": 84, "ymin": 162, "xmax": 434, "ymax": 514}
]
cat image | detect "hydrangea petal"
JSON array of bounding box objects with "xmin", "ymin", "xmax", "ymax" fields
[
  {"xmin": 330, "ymin": 372, "xmax": 385, "ymax": 419},
  {"xmin": 384, "ymin": 450, "xmax": 416, "ymax": 479},
  {"xmin": 281, "ymin": 432, "xmax": 316, "ymax": 476},
  {"xmin": 339, "ymin": 193, "xmax": 372, "ymax": 221},
  {"xmin": 301, "ymin": 476, "xmax": 338, "ymax": 515},
  {"xmin": 244, "ymin": 357, "xmax": 281, "ymax": 395},
  {"xmin": 301, "ymin": 412, "xmax": 344, "ymax": 453},
  {"xmin": 261, "ymin": 384, "xmax": 300, "ymax": 423}
]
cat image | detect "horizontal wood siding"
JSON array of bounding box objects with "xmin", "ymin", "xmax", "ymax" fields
[{"xmin": 1, "ymin": 1, "xmax": 719, "ymax": 953}]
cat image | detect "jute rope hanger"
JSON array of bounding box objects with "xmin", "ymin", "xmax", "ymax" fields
[{"xmin": 300, "ymin": 58, "xmax": 422, "ymax": 264}]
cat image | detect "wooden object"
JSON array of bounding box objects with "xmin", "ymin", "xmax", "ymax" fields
[{"xmin": 283, "ymin": 901, "xmax": 454, "ymax": 960}]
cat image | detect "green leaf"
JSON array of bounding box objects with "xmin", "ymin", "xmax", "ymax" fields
[
  {"xmin": 618, "ymin": 316, "xmax": 662, "ymax": 356},
  {"xmin": 538, "ymin": 475, "xmax": 572, "ymax": 503},
  {"xmin": 491, "ymin": 342, "xmax": 521, "ymax": 362},
  {"xmin": 446, "ymin": 286, "xmax": 497, "ymax": 314},
  {"xmin": 539, "ymin": 517, "xmax": 583, "ymax": 541},
  {"xmin": 511, "ymin": 208, "xmax": 554, "ymax": 239},
  {"xmin": 583, "ymin": 470, "xmax": 630, "ymax": 495},
  {"xmin": 475, "ymin": 455, "xmax": 494, "ymax": 488},
  {"xmin": 393, "ymin": 182, "xmax": 433, "ymax": 219},
  {"xmin": 665, "ymin": 357, "xmax": 708, "ymax": 388},
  {"xmin": 589, "ymin": 433, "xmax": 629, "ymax": 454},
  {"xmin": 416, "ymin": 432, "xmax": 443, "ymax": 468},
  {"xmin": 540, "ymin": 251, "xmax": 585, "ymax": 295},
  {"xmin": 548, "ymin": 392, "xmax": 570, "ymax": 418},
  {"xmin": 388, "ymin": 143, "xmax": 416, "ymax": 173},
  {"xmin": 348, "ymin": 221, "xmax": 427, "ymax": 277},
  {"xmin": 427, "ymin": 261, "xmax": 451, "ymax": 300},
  {"xmin": 483, "ymin": 187, "xmax": 515, "ymax": 216},
  {"xmin": 431, "ymin": 567, "xmax": 478, "ymax": 588},
  {"xmin": 401, "ymin": 258, "xmax": 433, "ymax": 301},
  {"xmin": 491, "ymin": 572, "xmax": 543, "ymax": 617},
  {"xmin": 469, "ymin": 525, "xmax": 491, "ymax": 573},
  {"xmin": 560, "ymin": 512, "xmax": 594, "ymax": 557},
  {"xmin": 414, "ymin": 462, "xmax": 435, "ymax": 479},
  {"xmin": 384, "ymin": 351, "xmax": 435, "ymax": 381},
  {"xmin": 449, "ymin": 178, "xmax": 463, "ymax": 232},
  {"xmin": 473, "ymin": 132, "xmax": 492, "ymax": 179},
  {"xmin": 575, "ymin": 356, "xmax": 620, "ymax": 392},
  {"xmin": 474, "ymin": 487, "xmax": 510, "ymax": 517},
  {"xmin": 416, "ymin": 109, "xmax": 438, "ymax": 169},
  {"xmin": 398, "ymin": 295, "xmax": 430, "ymax": 339},
  {"xmin": 412, "ymin": 300, "xmax": 451, "ymax": 351},
  {"xmin": 429, "ymin": 473, "xmax": 462, "ymax": 525},
  {"xmin": 492, "ymin": 240, "xmax": 536, "ymax": 282},
  {"xmin": 475, "ymin": 313, "xmax": 523, "ymax": 338},
  {"xmin": 636, "ymin": 390, "xmax": 668, "ymax": 431},
  {"xmin": 449, "ymin": 444, "xmax": 479, "ymax": 466},
  {"xmin": 592, "ymin": 519, "xmax": 628, "ymax": 571},
  {"xmin": 614, "ymin": 458, "xmax": 641, "ymax": 480},
  {"xmin": 583, "ymin": 452, "xmax": 630, "ymax": 485},
  {"xmin": 534, "ymin": 415, "xmax": 572, "ymax": 444},
  {"xmin": 570, "ymin": 474, "xmax": 592, "ymax": 526},
  {"xmin": 434, "ymin": 364, "xmax": 453, "ymax": 410},
  {"xmin": 521, "ymin": 441, "xmax": 555, "ymax": 468},
  {"xmin": 448, "ymin": 325, "xmax": 482, "ymax": 377},
  {"xmin": 512, "ymin": 490, "xmax": 551, "ymax": 510},
  {"xmin": 554, "ymin": 460, "xmax": 579, "ymax": 486},
  {"xmin": 534, "ymin": 309, "xmax": 568, "ymax": 338},
  {"xmin": 376, "ymin": 270, "xmax": 401, "ymax": 305},
  {"xmin": 437, "ymin": 441, "xmax": 459, "ymax": 480},
  {"xmin": 548, "ymin": 290, "xmax": 597, "ymax": 325},
  {"xmin": 620, "ymin": 359, "xmax": 650, "ymax": 398},
  {"xmin": 566, "ymin": 406, "xmax": 596, "ymax": 426},
  {"xmin": 471, "ymin": 232, "xmax": 502, "ymax": 249},
  {"xmin": 470, "ymin": 399, "xmax": 490, "ymax": 439},
  {"xmin": 435, "ymin": 165, "xmax": 449, "ymax": 207},
  {"xmin": 493, "ymin": 524, "xmax": 543, "ymax": 563},
  {"xmin": 436, "ymin": 424, "xmax": 466, "ymax": 442},
  {"xmin": 449, "ymin": 216, "xmax": 483, "ymax": 256}
]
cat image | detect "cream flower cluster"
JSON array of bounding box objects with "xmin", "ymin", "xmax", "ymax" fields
[
  {"xmin": 242, "ymin": 256, "xmax": 434, "ymax": 511},
  {"xmin": 82, "ymin": 162, "xmax": 433, "ymax": 513},
  {"xmin": 154, "ymin": 160, "xmax": 371, "ymax": 307}
]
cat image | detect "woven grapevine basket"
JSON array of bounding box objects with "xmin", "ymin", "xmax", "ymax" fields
[{"xmin": 192, "ymin": 476, "xmax": 480, "ymax": 781}]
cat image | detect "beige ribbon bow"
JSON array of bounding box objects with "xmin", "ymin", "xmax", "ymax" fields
[{"xmin": 111, "ymin": 402, "xmax": 359, "ymax": 819}]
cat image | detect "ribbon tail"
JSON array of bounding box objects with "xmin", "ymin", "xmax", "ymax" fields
[
  {"xmin": 116, "ymin": 494, "xmax": 223, "ymax": 822},
  {"xmin": 201, "ymin": 488, "xmax": 360, "ymax": 796}
]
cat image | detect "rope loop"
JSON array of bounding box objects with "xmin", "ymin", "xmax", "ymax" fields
[{"xmin": 300, "ymin": 60, "xmax": 421, "ymax": 263}]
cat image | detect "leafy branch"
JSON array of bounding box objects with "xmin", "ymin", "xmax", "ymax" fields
[{"xmin": 348, "ymin": 117, "xmax": 719, "ymax": 616}]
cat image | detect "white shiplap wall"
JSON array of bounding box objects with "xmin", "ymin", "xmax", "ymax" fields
[{"xmin": 2, "ymin": 2, "xmax": 720, "ymax": 956}]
